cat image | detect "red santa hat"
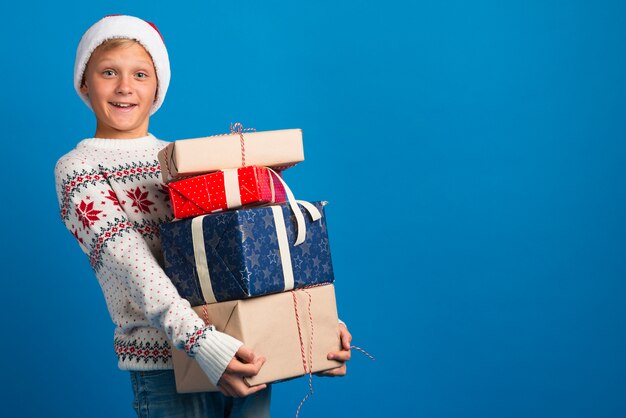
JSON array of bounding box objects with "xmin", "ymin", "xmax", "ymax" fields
[{"xmin": 74, "ymin": 15, "xmax": 170, "ymax": 115}]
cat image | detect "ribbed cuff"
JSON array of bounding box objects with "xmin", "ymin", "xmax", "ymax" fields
[{"xmin": 191, "ymin": 329, "xmax": 243, "ymax": 385}]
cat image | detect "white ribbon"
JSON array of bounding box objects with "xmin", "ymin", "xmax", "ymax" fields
[
  {"xmin": 223, "ymin": 169, "xmax": 242, "ymax": 209},
  {"xmin": 268, "ymin": 170, "xmax": 277, "ymax": 202},
  {"xmin": 295, "ymin": 200, "xmax": 322, "ymax": 222},
  {"xmin": 266, "ymin": 168, "xmax": 321, "ymax": 246},
  {"xmin": 271, "ymin": 206, "xmax": 295, "ymax": 291},
  {"xmin": 191, "ymin": 215, "xmax": 217, "ymax": 304},
  {"xmin": 222, "ymin": 166, "xmax": 321, "ymax": 245}
]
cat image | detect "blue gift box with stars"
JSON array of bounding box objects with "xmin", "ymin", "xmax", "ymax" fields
[{"xmin": 160, "ymin": 201, "xmax": 334, "ymax": 306}]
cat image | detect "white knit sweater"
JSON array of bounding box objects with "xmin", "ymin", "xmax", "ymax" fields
[{"xmin": 54, "ymin": 134, "xmax": 242, "ymax": 385}]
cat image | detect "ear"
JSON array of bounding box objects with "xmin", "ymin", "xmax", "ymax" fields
[{"xmin": 80, "ymin": 82, "xmax": 89, "ymax": 96}]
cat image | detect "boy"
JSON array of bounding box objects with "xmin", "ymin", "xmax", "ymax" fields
[{"xmin": 55, "ymin": 15, "xmax": 352, "ymax": 417}]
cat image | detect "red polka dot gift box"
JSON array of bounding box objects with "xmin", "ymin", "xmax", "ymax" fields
[{"xmin": 168, "ymin": 166, "xmax": 287, "ymax": 219}]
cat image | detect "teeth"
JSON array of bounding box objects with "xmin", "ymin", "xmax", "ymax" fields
[{"xmin": 112, "ymin": 102, "xmax": 133, "ymax": 107}]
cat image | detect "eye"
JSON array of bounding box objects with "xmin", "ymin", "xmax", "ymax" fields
[
  {"xmin": 135, "ymin": 71, "xmax": 149, "ymax": 79},
  {"xmin": 102, "ymin": 69, "xmax": 116, "ymax": 77}
]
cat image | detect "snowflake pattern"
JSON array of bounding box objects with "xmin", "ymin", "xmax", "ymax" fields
[
  {"xmin": 76, "ymin": 199, "xmax": 102, "ymax": 229},
  {"xmin": 156, "ymin": 183, "xmax": 171, "ymax": 202},
  {"xmin": 126, "ymin": 186, "xmax": 155, "ymax": 214},
  {"xmin": 104, "ymin": 189, "xmax": 122, "ymax": 206}
]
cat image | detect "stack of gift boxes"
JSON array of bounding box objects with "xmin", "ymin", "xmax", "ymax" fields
[{"xmin": 157, "ymin": 127, "xmax": 342, "ymax": 392}]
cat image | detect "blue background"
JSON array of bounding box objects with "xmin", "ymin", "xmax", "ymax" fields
[{"xmin": 1, "ymin": 0, "xmax": 625, "ymax": 417}]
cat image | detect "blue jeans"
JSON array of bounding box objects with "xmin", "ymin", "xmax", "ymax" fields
[{"xmin": 130, "ymin": 370, "xmax": 271, "ymax": 418}]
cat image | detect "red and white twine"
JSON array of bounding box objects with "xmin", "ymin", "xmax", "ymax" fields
[
  {"xmin": 229, "ymin": 122, "xmax": 256, "ymax": 167},
  {"xmin": 291, "ymin": 289, "xmax": 316, "ymax": 418},
  {"xmin": 198, "ymin": 283, "xmax": 375, "ymax": 418},
  {"xmin": 163, "ymin": 122, "xmax": 256, "ymax": 178}
]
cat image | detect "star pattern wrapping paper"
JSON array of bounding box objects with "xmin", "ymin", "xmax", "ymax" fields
[
  {"xmin": 167, "ymin": 166, "xmax": 287, "ymax": 219},
  {"xmin": 160, "ymin": 201, "xmax": 334, "ymax": 306}
]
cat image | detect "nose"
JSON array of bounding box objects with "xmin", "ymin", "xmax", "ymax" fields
[{"xmin": 116, "ymin": 74, "xmax": 133, "ymax": 95}]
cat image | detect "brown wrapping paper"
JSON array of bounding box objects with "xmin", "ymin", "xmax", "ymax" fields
[
  {"xmin": 158, "ymin": 129, "xmax": 304, "ymax": 183},
  {"xmin": 172, "ymin": 284, "xmax": 342, "ymax": 393}
]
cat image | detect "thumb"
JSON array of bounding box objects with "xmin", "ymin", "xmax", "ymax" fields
[
  {"xmin": 343, "ymin": 335, "xmax": 352, "ymax": 350},
  {"xmin": 236, "ymin": 346, "xmax": 256, "ymax": 364}
]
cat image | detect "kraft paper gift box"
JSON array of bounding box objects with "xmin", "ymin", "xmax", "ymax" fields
[
  {"xmin": 160, "ymin": 201, "xmax": 335, "ymax": 306},
  {"xmin": 158, "ymin": 128, "xmax": 304, "ymax": 183},
  {"xmin": 172, "ymin": 283, "xmax": 342, "ymax": 392},
  {"xmin": 168, "ymin": 166, "xmax": 288, "ymax": 219}
]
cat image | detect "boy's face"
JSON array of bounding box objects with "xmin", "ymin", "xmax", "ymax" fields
[{"xmin": 80, "ymin": 42, "xmax": 158, "ymax": 139}]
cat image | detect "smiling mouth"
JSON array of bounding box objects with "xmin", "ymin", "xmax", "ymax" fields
[{"xmin": 110, "ymin": 102, "xmax": 137, "ymax": 108}]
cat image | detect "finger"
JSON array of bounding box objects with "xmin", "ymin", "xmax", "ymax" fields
[
  {"xmin": 219, "ymin": 374, "xmax": 243, "ymax": 398},
  {"xmin": 339, "ymin": 327, "xmax": 352, "ymax": 350},
  {"xmin": 243, "ymin": 383, "xmax": 268, "ymax": 396},
  {"xmin": 317, "ymin": 364, "xmax": 347, "ymax": 377},
  {"xmin": 235, "ymin": 345, "xmax": 256, "ymax": 364},
  {"xmin": 222, "ymin": 373, "xmax": 267, "ymax": 397},
  {"xmin": 218, "ymin": 384, "xmax": 234, "ymax": 397},
  {"xmin": 232, "ymin": 382, "xmax": 267, "ymax": 397},
  {"xmin": 329, "ymin": 364, "xmax": 347, "ymax": 376},
  {"xmin": 328, "ymin": 349, "xmax": 351, "ymax": 362},
  {"xmin": 226, "ymin": 356, "xmax": 266, "ymax": 377},
  {"xmin": 217, "ymin": 378, "xmax": 235, "ymax": 397}
]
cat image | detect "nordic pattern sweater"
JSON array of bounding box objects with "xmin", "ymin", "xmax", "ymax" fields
[{"xmin": 54, "ymin": 134, "xmax": 241, "ymax": 385}]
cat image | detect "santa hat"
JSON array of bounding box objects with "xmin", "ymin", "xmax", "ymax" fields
[{"xmin": 74, "ymin": 15, "xmax": 170, "ymax": 115}]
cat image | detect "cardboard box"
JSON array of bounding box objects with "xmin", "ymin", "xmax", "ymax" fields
[
  {"xmin": 158, "ymin": 129, "xmax": 304, "ymax": 183},
  {"xmin": 168, "ymin": 166, "xmax": 287, "ymax": 219},
  {"xmin": 161, "ymin": 201, "xmax": 335, "ymax": 306},
  {"xmin": 172, "ymin": 284, "xmax": 342, "ymax": 392}
]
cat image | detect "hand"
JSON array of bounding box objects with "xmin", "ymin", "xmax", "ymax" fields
[
  {"xmin": 317, "ymin": 323, "xmax": 352, "ymax": 377},
  {"xmin": 217, "ymin": 345, "xmax": 267, "ymax": 397}
]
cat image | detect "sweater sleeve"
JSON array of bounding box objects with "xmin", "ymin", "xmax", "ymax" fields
[{"xmin": 54, "ymin": 156, "xmax": 241, "ymax": 384}]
